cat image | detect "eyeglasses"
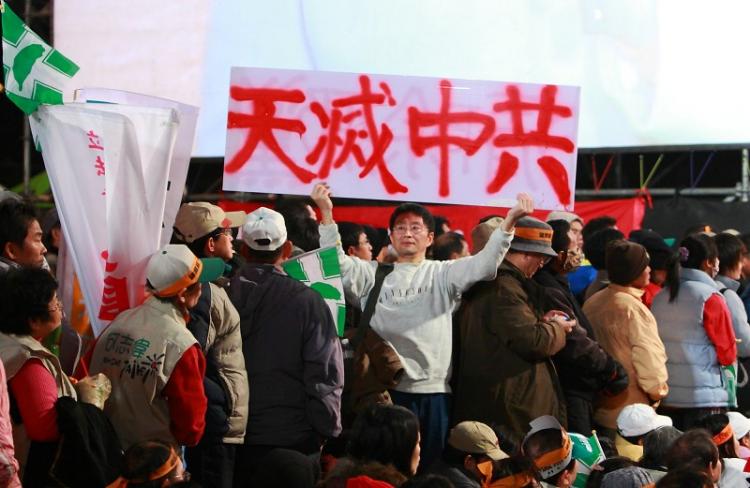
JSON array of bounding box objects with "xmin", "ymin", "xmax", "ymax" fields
[{"xmin": 392, "ymin": 224, "xmax": 427, "ymax": 235}]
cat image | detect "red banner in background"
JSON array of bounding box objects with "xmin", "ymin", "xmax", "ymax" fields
[{"xmin": 220, "ymin": 197, "xmax": 645, "ymax": 249}]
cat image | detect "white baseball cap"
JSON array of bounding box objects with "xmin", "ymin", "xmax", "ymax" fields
[
  {"xmin": 728, "ymin": 411, "xmax": 750, "ymax": 439},
  {"xmin": 617, "ymin": 403, "xmax": 673, "ymax": 437},
  {"xmin": 146, "ymin": 244, "xmax": 225, "ymax": 297},
  {"xmin": 241, "ymin": 207, "xmax": 287, "ymax": 251}
]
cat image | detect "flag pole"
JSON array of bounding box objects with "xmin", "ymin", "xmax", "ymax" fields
[{"xmin": 21, "ymin": 0, "xmax": 32, "ymax": 196}]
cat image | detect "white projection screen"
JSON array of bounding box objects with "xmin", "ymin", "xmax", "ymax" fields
[{"xmin": 54, "ymin": 0, "xmax": 750, "ymax": 157}]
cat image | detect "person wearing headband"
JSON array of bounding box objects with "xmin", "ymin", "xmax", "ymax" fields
[
  {"xmin": 521, "ymin": 416, "xmax": 577, "ymax": 488},
  {"xmin": 107, "ymin": 440, "xmax": 189, "ymax": 487},
  {"xmin": 695, "ymin": 413, "xmax": 747, "ymax": 475},
  {"xmin": 89, "ymin": 244, "xmax": 225, "ymax": 450}
]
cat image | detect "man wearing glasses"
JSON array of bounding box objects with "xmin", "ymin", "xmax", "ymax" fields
[{"xmin": 311, "ymin": 183, "xmax": 533, "ymax": 470}]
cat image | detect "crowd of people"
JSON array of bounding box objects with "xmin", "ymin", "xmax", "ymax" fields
[{"xmin": 0, "ymin": 183, "xmax": 750, "ymax": 487}]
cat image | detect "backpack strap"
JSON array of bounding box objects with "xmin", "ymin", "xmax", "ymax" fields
[{"xmin": 352, "ymin": 263, "xmax": 394, "ymax": 348}]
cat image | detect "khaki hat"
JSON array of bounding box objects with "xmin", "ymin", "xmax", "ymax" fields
[
  {"xmin": 145, "ymin": 244, "xmax": 225, "ymax": 297},
  {"xmin": 471, "ymin": 217, "xmax": 504, "ymax": 255},
  {"xmin": 546, "ymin": 211, "xmax": 583, "ymax": 225},
  {"xmin": 173, "ymin": 202, "xmax": 246, "ymax": 243},
  {"xmin": 447, "ymin": 421, "xmax": 509, "ymax": 461}
]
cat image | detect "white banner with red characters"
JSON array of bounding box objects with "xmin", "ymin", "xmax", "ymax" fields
[
  {"xmin": 223, "ymin": 67, "xmax": 580, "ymax": 210},
  {"xmin": 30, "ymin": 101, "xmax": 190, "ymax": 336}
]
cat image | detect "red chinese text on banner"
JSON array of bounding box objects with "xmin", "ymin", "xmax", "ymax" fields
[{"xmin": 223, "ymin": 68, "xmax": 580, "ymax": 210}]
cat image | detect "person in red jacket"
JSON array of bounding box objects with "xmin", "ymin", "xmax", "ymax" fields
[{"xmin": 89, "ymin": 245, "xmax": 223, "ymax": 449}]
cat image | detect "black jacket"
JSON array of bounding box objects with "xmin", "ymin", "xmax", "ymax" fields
[
  {"xmin": 228, "ymin": 264, "xmax": 343, "ymax": 447},
  {"xmin": 534, "ymin": 269, "xmax": 622, "ymax": 396}
]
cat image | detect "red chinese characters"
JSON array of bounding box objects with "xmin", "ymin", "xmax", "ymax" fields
[
  {"xmin": 225, "ymin": 72, "xmax": 577, "ymax": 206},
  {"xmin": 87, "ymin": 129, "xmax": 106, "ymax": 194},
  {"xmin": 489, "ymin": 84, "xmax": 574, "ymax": 205},
  {"xmin": 408, "ymin": 80, "xmax": 496, "ymax": 197},
  {"xmin": 98, "ymin": 250, "xmax": 130, "ymax": 321},
  {"xmin": 306, "ymin": 75, "xmax": 407, "ymax": 194},
  {"xmin": 226, "ymin": 87, "xmax": 317, "ymax": 183}
]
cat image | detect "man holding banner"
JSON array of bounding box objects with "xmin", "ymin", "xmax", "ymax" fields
[{"xmin": 312, "ymin": 182, "xmax": 533, "ymax": 471}]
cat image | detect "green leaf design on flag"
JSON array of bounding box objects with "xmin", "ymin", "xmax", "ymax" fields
[
  {"xmin": 12, "ymin": 43, "xmax": 44, "ymax": 89},
  {"xmin": 2, "ymin": 0, "xmax": 79, "ymax": 114},
  {"xmin": 310, "ymin": 282, "xmax": 342, "ymax": 300}
]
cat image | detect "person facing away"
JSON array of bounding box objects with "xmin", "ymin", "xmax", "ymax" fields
[
  {"xmin": 651, "ymin": 233, "xmax": 737, "ymax": 431},
  {"xmin": 311, "ymin": 182, "xmax": 533, "ymax": 470},
  {"xmin": 172, "ymin": 201, "xmax": 250, "ymax": 488},
  {"xmin": 583, "ymin": 239, "xmax": 669, "ymax": 433},
  {"xmin": 228, "ymin": 207, "xmax": 343, "ymax": 483},
  {"xmin": 89, "ymin": 244, "xmax": 218, "ymax": 450}
]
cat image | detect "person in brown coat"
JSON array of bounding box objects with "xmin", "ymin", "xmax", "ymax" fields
[{"xmin": 453, "ymin": 217, "xmax": 575, "ymax": 441}]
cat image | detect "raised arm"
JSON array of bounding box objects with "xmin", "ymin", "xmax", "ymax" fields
[
  {"xmin": 442, "ymin": 193, "xmax": 533, "ymax": 295},
  {"xmin": 312, "ymin": 183, "xmax": 376, "ymax": 301}
]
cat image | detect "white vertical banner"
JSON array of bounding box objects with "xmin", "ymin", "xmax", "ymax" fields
[
  {"xmin": 31, "ymin": 102, "xmax": 186, "ymax": 335},
  {"xmin": 74, "ymin": 88, "xmax": 199, "ymax": 246}
]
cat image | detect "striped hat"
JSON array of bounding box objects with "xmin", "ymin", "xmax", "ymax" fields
[{"xmin": 510, "ymin": 217, "xmax": 557, "ymax": 258}]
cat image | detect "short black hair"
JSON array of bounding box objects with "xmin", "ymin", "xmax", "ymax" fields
[
  {"xmin": 641, "ymin": 426, "xmax": 683, "ymax": 471},
  {"xmin": 714, "ymin": 232, "xmax": 744, "ymax": 275},
  {"xmin": 121, "ymin": 440, "xmax": 180, "ymax": 488},
  {"xmin": 583, "ymin": 227, "xmax": 625, "ymax": 270},
  {"xmin": 243, "ymin": 244, "xmax": 285, "ymax": 264},
  {"xmin": 431, "ymin": 232, "xmax": 466, "ymax": 261},
  {"xmin": 0, "ymin": 198, "xmax": 39, "ymax": 256},
  {"xmin": 338, "ymin": 222, "xmax": 366, "ymax": 252},
  {"xmin": 582, "ymin": 216, "xmax": 617, "ymax": 242},
  {"xmin": 275, "ymin": 199, "xmax": 320, "ymax": 252},
  {"xmin": 433, "ymin": 215, "xmax": 450, "ymax": 238},
  {"xmin": 694, "ymin": 413, "xmax": 738, "ymax": 459},
  {"xmin": 348, "ymin": 404, "xmax": 420, "ymax": 476},
  {"xmin": 547, "ymin": 219, "xmax": 571, "ymax": 254},
  {"xmin": 389, "ymin": 203, "xmax": 435, "ymax": 234},
  {"xmin": 365, "ymin": 225, "xmax": 388, "ymax": 259},
  {"xmin": 0, "ymin": 267, "xmax": 58, "ymax": 336}
]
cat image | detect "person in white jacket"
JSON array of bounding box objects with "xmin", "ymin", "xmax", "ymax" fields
[{"xmin": 311, "ymin": 182, "xmax": 532, "ymax": 470}]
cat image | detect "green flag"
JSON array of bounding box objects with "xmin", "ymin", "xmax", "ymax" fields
[
  {"xmin": 1, "ymin": 0, "xmax": 79, "ymax": 114},
  {"xmin": 282, "ymin": 246, "xmax": 346, "ymax": 336},
  {"xmin": 570, "ymin": 431, "xmax": 606, "ymax": 488}
]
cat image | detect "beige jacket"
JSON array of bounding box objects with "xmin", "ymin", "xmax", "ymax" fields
[
  {"xmin": 0, "ymin": 333, "xmax": 77, "ymax": 471},
  {"xmin": 89, "ymin": 297, "xmax": 198, "ymax": 449},
  {"xmin": 583, "ymin": 285, "xmax": 668, "ymax": 429},
  {"xmin": 205, "ymin": 283, "xmax": 248, "ymax": 444}
]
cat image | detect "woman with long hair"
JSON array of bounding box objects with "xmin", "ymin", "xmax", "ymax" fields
[{"xmin": 651, "ymin": 233, "xmax": 737, "ymax": 430}]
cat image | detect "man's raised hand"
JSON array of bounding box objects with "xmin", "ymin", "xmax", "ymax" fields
[
  {"xmin": 311, "ymin": 182, "xmax": 334, "ymax": 224},
  {"xmin": 501, "ymin": 193, "xmax": 534, "ymax": 232}
]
